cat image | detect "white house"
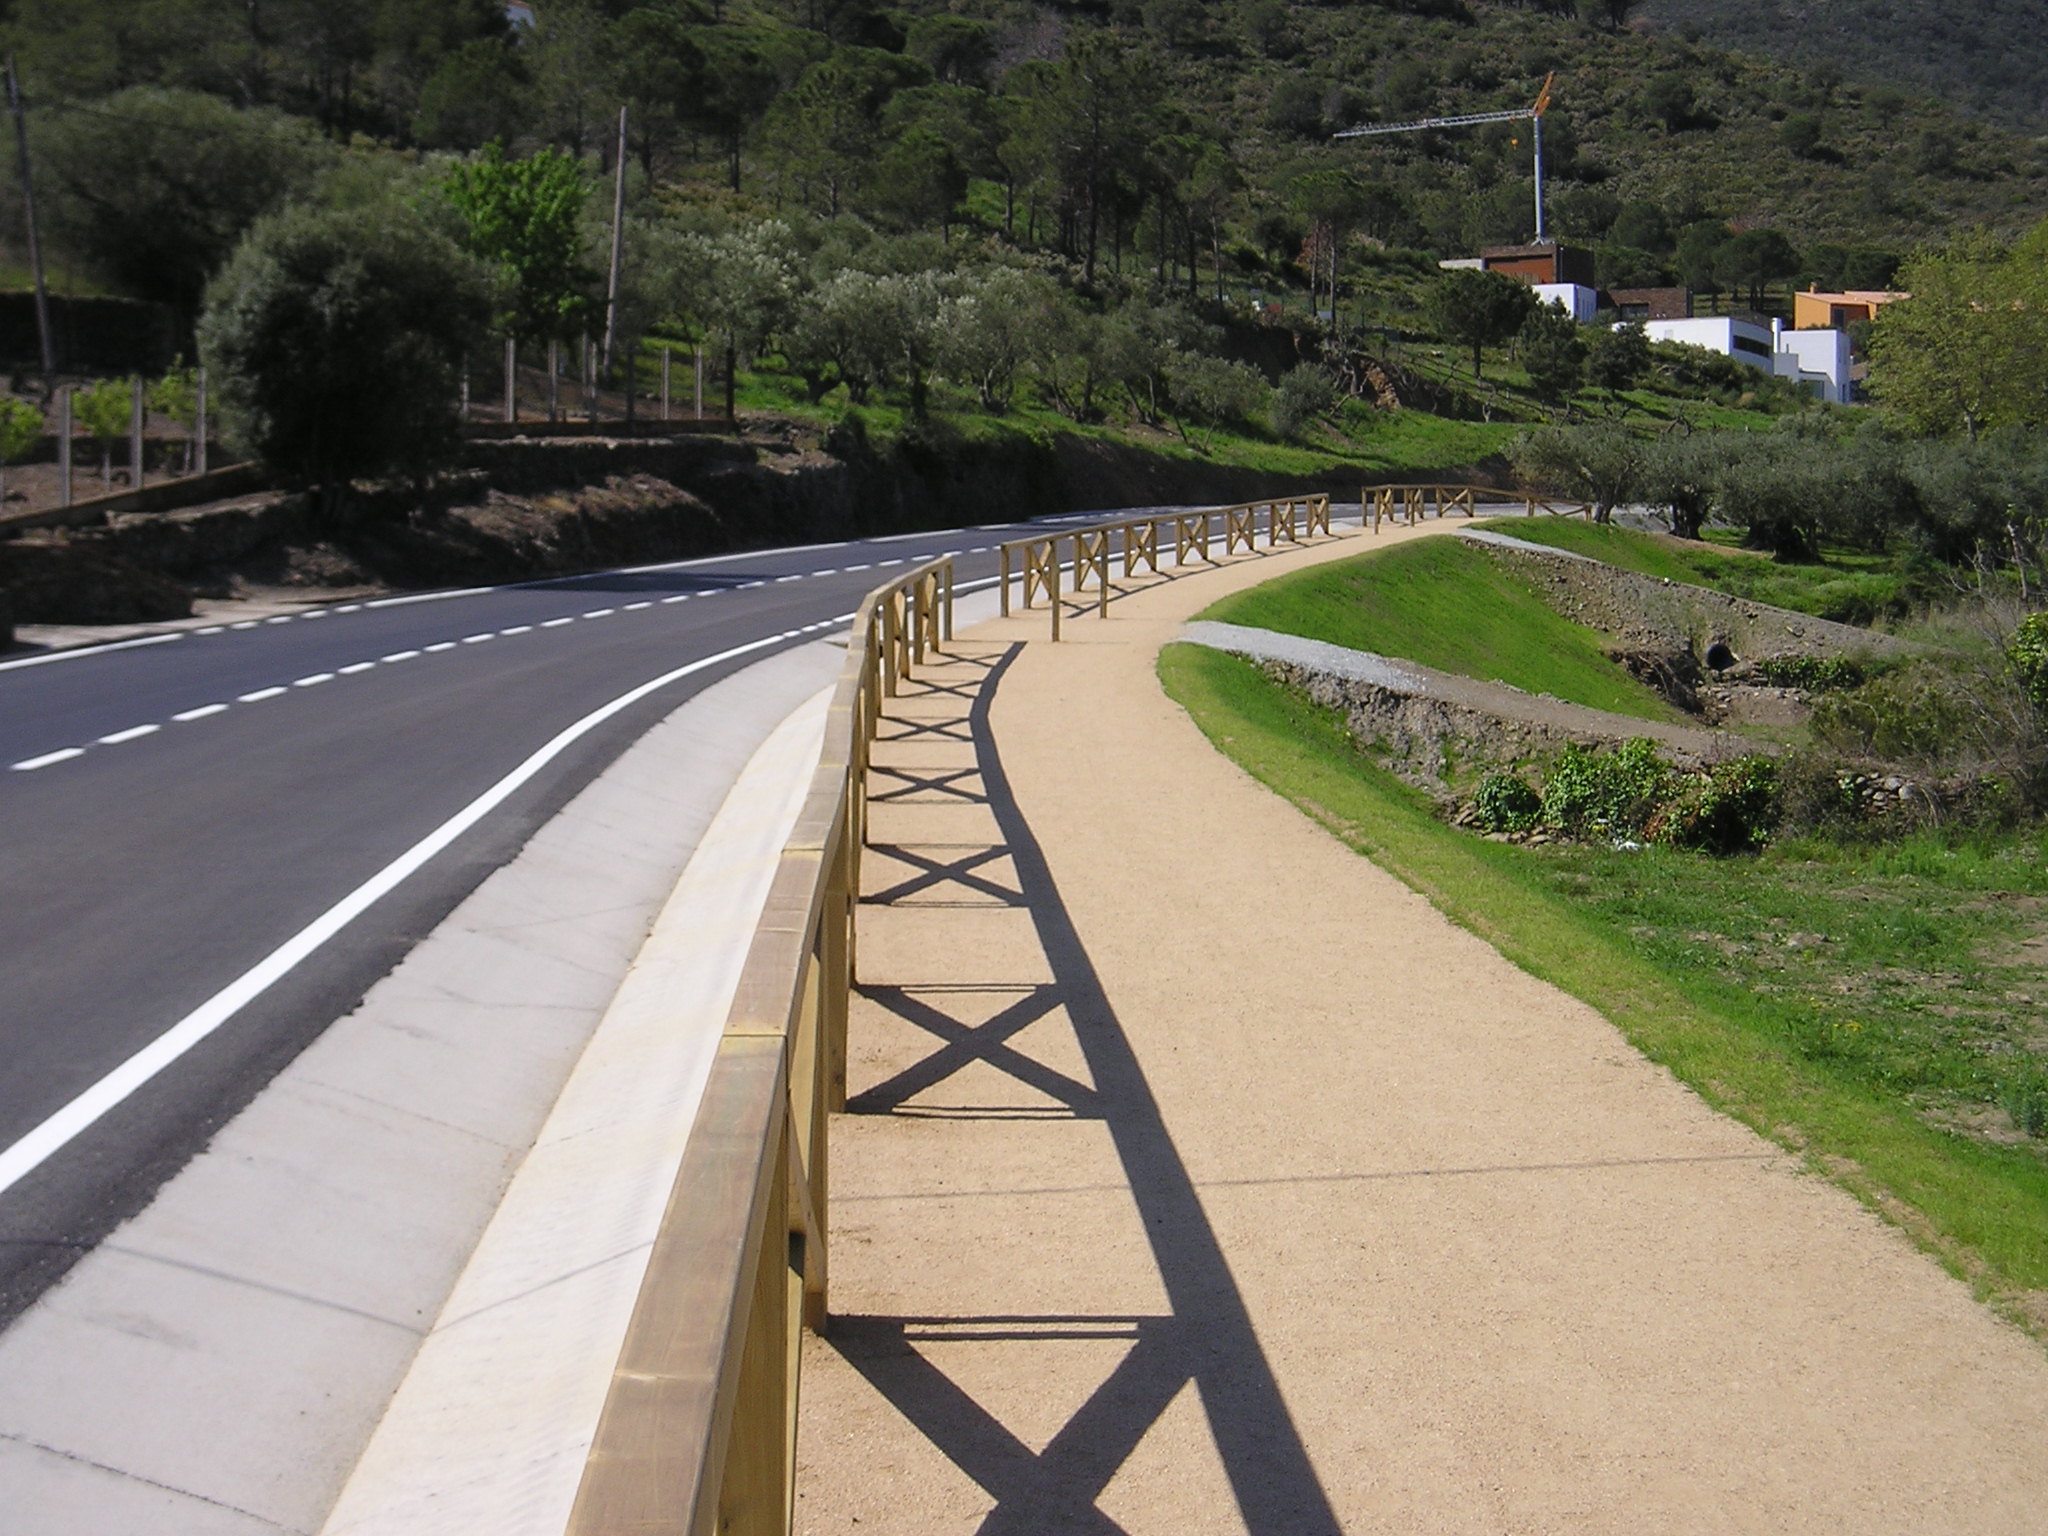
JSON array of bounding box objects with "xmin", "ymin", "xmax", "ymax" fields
[
  {"xmin": 1533, "ymin": 282, "xmax": 1599, "ymax": 323},
  {"xmin": 1639, "ymin": 315, "xmax": 1854, "ymax": 404}
]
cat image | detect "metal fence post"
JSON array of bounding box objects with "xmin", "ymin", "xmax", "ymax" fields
[
  {"xmin": 129, "ymin": 374, "xmax": 143, "ymax": 490},
  {"xmin": 194, "ymin": 367, "xmax": 207, "ymax": 476},
  {"xmin": 56, "ymin": 385, "xmax": 70, "ymax": 508}
]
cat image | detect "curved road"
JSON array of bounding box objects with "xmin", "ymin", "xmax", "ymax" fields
[{"xmin": 0, "ymin": 516, "xmax": 1084, "ymax": 1326}]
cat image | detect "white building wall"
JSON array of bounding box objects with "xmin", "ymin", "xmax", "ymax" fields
[
  {"xmin": 1641, "ymin": 317, "xmax": 1854, "ymax": 404},
  {"xmin": 1772, "ymin": 325, "xmax": 1853, "ymax": 404},
  {"xmin": 1533, "ymin": 283, "xmax": 1599, "ymax": 323}
]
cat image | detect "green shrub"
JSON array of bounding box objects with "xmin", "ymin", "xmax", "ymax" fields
[
  {"xmin": 1774, "ymin": 751, "xmax": 1868, "ymax": 836},
  {"xmin": 1811, "ymin": 662, "xmax": 1974, "ymax": 761},
  {"xmin": 1474, "ymin": 771, "xmax": 1542, "ymax": 832},
  {"xmin": 2000, "ymin": 1067, "xmax": 2048, "ymax": 1138},
  {"xmin": 1754, "ymin": 655, "xmax": 1867, "ymax": 690},
  {"xmin": 1270, "ymin": 363, "xmax": 1337, "ymax": 440},
  {"xmin": 2009, "ymin": 612, "xmax": 2048, "ymax": 713},
  {"xmin": 1540, "ymin": 738, "xmax": 1672, "ymax": 838},
  {"xmin": 1652, "ymin": 755, "xmax": 1779, "ymax": 853}
]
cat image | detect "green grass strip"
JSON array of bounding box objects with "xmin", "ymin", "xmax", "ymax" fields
[
  {"xmin": 1199, "ymin": 535, "xmax": 1682, "ymax": 724},
  {"xmin": 1159, "ymin": 643, "xmax": 2048, "ymax": 1339}
]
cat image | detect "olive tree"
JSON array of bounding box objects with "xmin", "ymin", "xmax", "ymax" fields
[
  {"xmin": 27, "ymin": 88, "xmax": 330, "ymax": 316},
  {"xmin": 198, "ymin": 202, "xmax": 490, "ymax": 519},
  {"xmin": 1509, "ymin": 422, "xmax": 1644, "ymax": 523}
]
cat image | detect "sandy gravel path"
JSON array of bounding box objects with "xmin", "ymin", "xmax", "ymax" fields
[{"xmin": 795, "ymin": 521, "xmax": 2048, "ymax": 1535}]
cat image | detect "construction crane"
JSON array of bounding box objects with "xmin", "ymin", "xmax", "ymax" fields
[{"xmin": 1334, "ymin": 73, "xmax": 1556, "ymax": 244}]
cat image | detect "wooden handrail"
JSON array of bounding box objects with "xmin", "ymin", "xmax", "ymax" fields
[
  {"xmin": 1362, "ymin": 481, "xmax": 1590, "ymax": 532},
  {"xmin": 564, "ymin": 554, "xmax": 954, "ymax": 1536},
  {"xmin": 995, "ymin": 494, "xmax": 1335, "ymax": 640}
]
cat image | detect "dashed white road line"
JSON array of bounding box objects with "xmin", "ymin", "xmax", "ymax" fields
[{"xmin": 7, "ymin": 544, "xmax": 1014, "ymax": 772}]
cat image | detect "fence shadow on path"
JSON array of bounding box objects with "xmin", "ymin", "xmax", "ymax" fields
[{"xmin": 822, "ymin": 641, "xmax": 1342, "ymax": 1536}]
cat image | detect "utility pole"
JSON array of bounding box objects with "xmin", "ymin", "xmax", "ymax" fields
[
  {"xmin": 5, "ymin": 56, "xmax": 55, "ymax": 390},
  {"xmin": 602, "ymin": 105, "xmax": 628, "ymax": 374}
]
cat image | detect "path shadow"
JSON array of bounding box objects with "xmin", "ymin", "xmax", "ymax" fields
[{"xmin": 827, "ymin": 643, "xmax": 1342, "ymax": 1536}]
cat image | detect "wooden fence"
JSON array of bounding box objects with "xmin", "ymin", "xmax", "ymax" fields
[
  {"xmin": 995, "ymin": 494, "xmax": 1334, "ymax": 639},
  {"xmin": 563, "ymin": 558, "xmax": 952, "ymax": 1536},
  {"xmin": 1363, "ymin": 482, "xmax": 1588, "ymax": 532}
]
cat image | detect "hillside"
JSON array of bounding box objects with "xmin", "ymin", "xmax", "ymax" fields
[
  {"xmin": 1639, "ymin": 0, "xmax": 2048, "ymax": 133},
  {"xmin": 3, "ymin": 0, "xmax": 2045, "ymax": 301}
]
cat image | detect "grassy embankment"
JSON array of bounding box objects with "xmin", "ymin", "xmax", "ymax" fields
[
  {"xmin": 1197, "ymin": 533, "xmax": 1682, "ymax": 723},
  {"xmin": 1160, "ymin": 532, "xmax": 2048, "ymax": 1340}
]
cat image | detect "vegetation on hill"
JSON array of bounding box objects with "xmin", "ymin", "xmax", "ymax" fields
[
  {"xmin": 1, "ymin": 0, "xmax": 2044, "ymax": 525},
  {"xmin": 1640, "ymin": 0, "xmax": 2048, "ymax": 134}
]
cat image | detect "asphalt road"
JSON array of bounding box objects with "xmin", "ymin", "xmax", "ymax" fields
[{"xmin": 0, "ymin": 515, "xmax": 1089, "ymax": 1327}]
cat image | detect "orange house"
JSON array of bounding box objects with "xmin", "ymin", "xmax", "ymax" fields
[{"xmin": 1793, "ymin": 287, "xmax": 1907, "ymax": 330}]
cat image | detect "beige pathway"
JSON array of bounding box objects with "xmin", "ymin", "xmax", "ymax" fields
[{"xmin": 795, "ymin": 522, "xmax": 2048, "ymax": 1535}]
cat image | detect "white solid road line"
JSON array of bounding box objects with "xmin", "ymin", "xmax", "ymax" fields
[
  {"xmin": 0, "ymin": 627, "xmax": 819, "ymax": 1202},
  {"xmin": 10, "ymin": 747, "xmax": 85, "ymax": 771},
  {"xmin": 0, "ymin": 633, "xmax": 186, "ymax": 675},
  {"xmin": 173, "ymin": 704, "xmax": 229, "ymax": 721}
]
